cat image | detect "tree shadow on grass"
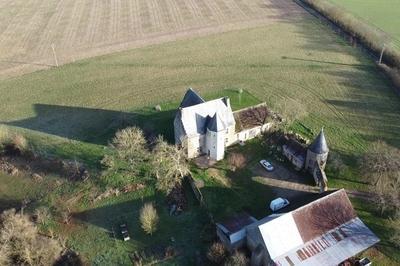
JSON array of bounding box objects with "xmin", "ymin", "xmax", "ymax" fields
[
  {"xmin": 3, "ymin": 104, "xmax": 176, "ymax": 145},
  {"xmin": 72, "ymin": 183, "xmax": 211, "ymax": 264},
  {"xmin": 0, "ymin": 198, "xmax": 22, "ymax": 212}
]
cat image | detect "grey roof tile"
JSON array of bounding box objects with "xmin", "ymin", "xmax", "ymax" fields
[{"xmin": 308, "ymin": 128, "xmax": 329, "ymax": 154}]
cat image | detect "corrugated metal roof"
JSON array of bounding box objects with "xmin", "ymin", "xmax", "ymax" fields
[
  {"xmin": 273, "ymin": 218, "xmax": 379, "ymax": 266},
  {"xmin": 256, "ymin": 189, "xmax": 379, "ymax": 265}
]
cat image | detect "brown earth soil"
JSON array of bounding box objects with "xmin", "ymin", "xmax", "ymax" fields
[{"xmin": 0, "ymin": 0, "xmax": 305, "ymax": 78}]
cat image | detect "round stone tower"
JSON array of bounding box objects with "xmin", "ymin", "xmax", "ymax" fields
[{"xmin": 305, "ymin": 128, "xmax": 329, "ymax": 173}]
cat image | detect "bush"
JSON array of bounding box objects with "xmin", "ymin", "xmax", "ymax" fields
[
  {"xmin": 0, "ymin": 209, "xmax": 63, "ymax": 265},
  {"xmin": 207, "ymin": 242, "xmax": 227, "ymax": 264},
  {"xmin": 140, "ymin": 203, "xmax": 159, "ymax": 235},
  {"xmin": 390, "ymin": 219, "xmax": 400, "ymax": 249},
  {"xmin": 228, "ymin": 152, "xmax": 247, "ymax": 171},
  {"xmin": 0, "ymin": 129, "xmax": 29, "ymax": 156},
  {"xmin": 225, "ymin": 251, "xmax": 249, "ymax": 266},
  {"xmin": 12, "ymin": 134, "xmax": 28, "ymax": 152},
  {"xmin": 327, "ymin": 152, "xmax": 347, "ymax": 174}
]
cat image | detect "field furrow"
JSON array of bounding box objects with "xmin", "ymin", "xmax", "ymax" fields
[{"xmin": 0, "ymin": 0, "xmax": 305, "ymax": 78}]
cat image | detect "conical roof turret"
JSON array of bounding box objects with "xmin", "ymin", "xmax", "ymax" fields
[
  {"xmin": 207, "ymin": 112, "xmax": 226, "ymax": 132},
  {"xmin": 308, "ymin": 128, "xmax": 329, "ymax": 154}
]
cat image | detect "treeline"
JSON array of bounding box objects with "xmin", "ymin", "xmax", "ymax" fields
[{"xmin": 302, "ymin": 0, "xmax": 400, "ymax": 87}]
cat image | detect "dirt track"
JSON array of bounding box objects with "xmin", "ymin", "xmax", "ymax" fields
[{"xmin": 0, "ymin": 0, "xmax": 305, "ymax": 78}]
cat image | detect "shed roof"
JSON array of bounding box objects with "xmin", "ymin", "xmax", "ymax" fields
[
  {"xmin": 308, "ymin": 128, "xmax": 329, "ymax": 154},
  {"xmin": 217, "ymin": 213, "xmax": 257, "ymax": 235},
  {"xmin": 255, "ymin": 189, "xmax": 379, "ymax": 265}
]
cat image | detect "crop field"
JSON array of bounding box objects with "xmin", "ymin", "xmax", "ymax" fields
[
  {"xmin": 328, "ymin": 0, "xmax": 400, "ymax": 41},
  {"xmin": 1, "ymin": 0, "xmax": 400, "ymax": 264},
  {"xmin": 0, "ymin": 0, "xmax": 304, "ymax": 78}
]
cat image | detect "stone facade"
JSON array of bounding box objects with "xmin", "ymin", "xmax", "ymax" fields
[
  {"xmin": 174, "ymin": 88, "xmax": 271, "ymax": 161},
  {"xmin": 282, "ymin": 128, "xmax": 329, "ymax": 190}
]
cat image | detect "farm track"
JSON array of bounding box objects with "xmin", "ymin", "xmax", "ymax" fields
[{"xmin": 0, "ymin": 0, "xmax": 305, "ymax": 78}]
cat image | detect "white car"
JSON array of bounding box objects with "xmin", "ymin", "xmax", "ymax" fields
[
  {"xmin": 260, "ymin": 159, "xmax": 274, "ymax": 171},
  {"xmin": 358, "ymin": 258, "xmax": 372, "ymax": 266},
  {"xmin": 270, "ymin": 198, "xmax": 290, "ymax": 212}
]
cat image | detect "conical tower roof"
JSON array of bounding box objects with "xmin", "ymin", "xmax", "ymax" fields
[
  {"xmin": 207, "ymin": 112, "xmax": 226, "ymax": 132},
  {"xmin": 309, "ymin": 128, "xmax": 329, "ymax": 154},
  {"xmin": 179, "ymin": 88, "xmax": 205, "ymax": 108}
]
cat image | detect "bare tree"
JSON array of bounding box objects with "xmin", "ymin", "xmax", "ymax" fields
[
  {"xmin": 101, "ymin": 127, "xmax": 150, "ymax": 187},
  {"xmin": 110, "ymin": 126, "xmax": 148, "ymax": 161},
  {"xmin": 151, "ymin": 136, "xmax": 190, "ymax": 194},
  {"xmin": 0, "ymin": 209, "xmax": 63, "ymax": 266},
  {"xmin": 361, "ymin": 141, "xmax": 400, "ymax": 215}
]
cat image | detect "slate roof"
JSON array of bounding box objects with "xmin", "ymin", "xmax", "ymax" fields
[
  {"xmin": 207, "ymin": 112, "xmax": 227, "ymax": 132},
  {"xmin": 284, "ymin": 138, "xmax": 307, "ymax": 159},
  {"xmin": 175, "ymin": 89, "xmax": 235, "ymax": 137},
  {"xmin": 308, "ymin": 128, "xmax": 329, "ymax": 154},
  {"xmin": 254, "ymin": 189, "xmax": 379, "ymax": 266},
  {"xmin": 179, "ymin": 88, "xmax": 205, "ymax": 108}
]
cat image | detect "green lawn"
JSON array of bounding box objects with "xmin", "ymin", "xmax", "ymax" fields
[
  {"xmin": 329, "ymin": 0, "xmax": 400, "ymax": 41},
  {"xmin": 1, "ymin": 12, "xmax": 400, "ymax": 265}
]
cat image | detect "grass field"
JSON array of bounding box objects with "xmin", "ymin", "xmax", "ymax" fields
[
  {"xmin": 1, "ymin": 0, "xmax": 400, "ymax": 264},
  {"xmin": 1, "ymin": 18, "xmax": 400, "ymax": 163},
  {"xmin": 0, "ymin": 0, "xmax": 303, "ymax": 78},
  {"xmin": 328, "ymin": 0, "xmax": 400, "ymax": 42}
]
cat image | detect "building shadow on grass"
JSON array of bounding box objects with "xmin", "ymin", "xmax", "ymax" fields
[{"xmin": 3, "ymin": 104, "xmax": 176, "ymax": 145}]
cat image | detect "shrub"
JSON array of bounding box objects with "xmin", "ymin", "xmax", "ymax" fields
[
  {"xmin": 34, "ymin": 206, "xmax": 51, "ymax": 226},
  {"xmin": 0, "ymin": 209, "xmax": 63, "ymax": 265},
  {"xmin": 224, "ymin": 251, "xmax": 249, "ymax": 266},
  {"xmin": 207, "ymin": 242, "xmax": 227, "ymax": 264},
  {"xmin": 12, "ymin": 134, "xmax": 28, "ymax": 152},
  {"xmin": 327, "ymin": 152, "xmax": 347, "ymax": 174},
  {"xmin": 140, "ymin": 203, "xmax": 159, "ymax": 235},
  {"xmin": 390, "ymin": 219, "xmax": 400, "ymax": 249},
  {"xmin": 228, "ymin": 152, "xmax": 247, "ymax": 171}
]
